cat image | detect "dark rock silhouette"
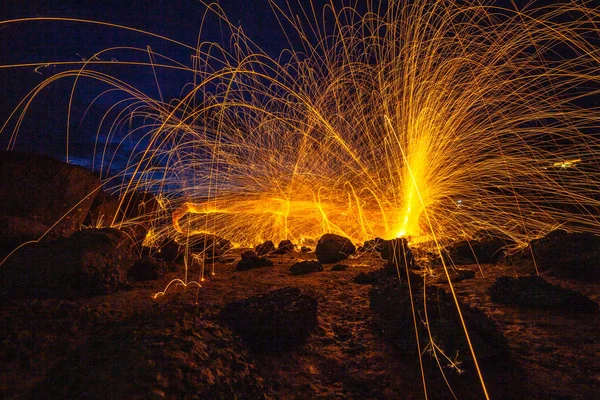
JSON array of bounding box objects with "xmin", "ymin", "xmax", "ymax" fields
[
  {"xmin": 186, "ymin": 234, "xmax": 232, "ymax": 257},
  {"xmin": 290, "ymin": 260, "xmax": 323, "ymax": 275},
  {"xmin": 32, "ymin": 296, "xmax": 268, "ymax": 399},
  {"xmin": 219, "ymin": 287, "xmax": 318, "ymax": 352},
  {"xmin": 156, "ymin": 238, "xmax": 181, "ymax": 262},
  {"xmin": 117, "ymin": 190, "xmax": 159, "ymax": 221},
  {"xmin": 509, "ymin": 230, "xmax": 600, "ymax": 280},
  {"xmin": 382, "ymin": 238, "xmax": 414, "ymax": 270},
  {"xmin": 300, "ymin": 246, "xmax": 312, "ymax": 253},
  {"xmin": 0, "ymin": 151, "xmax": 101, "ymax": 251},
  {"xmin": 353, "ymin": 272, "xmax": 376, "ymax": 284},
  {"xmin": 273, "ymin": 239, "xmax": 295, "ymax": 254},
  {"xmin": 362, "ymin": 237, "xmax": 387, "ymax": 252},
  {"xmin": 370, "ymin": 277, "xmax": 510, "ymax": 365},
  {"xmin": 489, "ymin": 276, "xmax": 598, "ymax": 312},
  {"xmin": 1, "ymin": 228, "xmax": 135, "ymax": 299},
  {"xmin": 236, "ymin": 251, "xmax": 274, "ymax": 271},
  {"xmin": 315, "ymin": 233, "xmax": 356, "ymax": 263},
  {"xmin": 128, "ymin": 256, "xmax": 176, "ymax": 281},
  {"xmin": 255, "ymin": 240, "xmax": 276, "ymax": 255},
  {"xmin": 446, "ymin": 233, "xmax": 510, "ymax": 264},
  {"xmin": 83, "ymin": 189, "xmax": 119, "ymax": 228}
]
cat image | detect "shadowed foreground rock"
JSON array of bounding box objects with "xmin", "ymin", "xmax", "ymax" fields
[
  {"xmin": 83, "ymin": 189, "xmax": 120, "ymax": 227},
  {"xmin": 370, "ymin": 277, "xmax": 510, "ymax": 366},
  {"xmin": 489, "ymin": 276, "xmax": 599, "ymax": 312},
  {"xmin": 219, "ymin": 287, "xmax": 318, "ymax": 352},
  {"xmin": 508, "ymin": 230, "xmax": 600, "ymax": 280},
  {"xmin": 1, "ymin": 228, "xmax": 135, "ymax": 299},
  {"xmin": 128, "ymin": 256, "xmax": 177, "ymax": 282},
  {"xmin": 0, "ymin": 151, "xmax": 101, "ymax": 251},
  {"xmin": 236, "ymin": 251, "xmax": 274, "ymax": 271},
  {"xmin": 31, "ymin": 296, "xmax": 268, "ymax": 400},
  {"xmin": 255, "ymin": 240, "xmax": 276, "ymax": 256},
  {"xmin": 290, "ymin": 260, "xmax": 323, "ymax": 275},
  {"xmin": 316, "ymin": 233, "xmax": 356, "ymax": 263},
  {"xmin": 446, "ymin": 234, "xmax": 511, "ymax": 265}
]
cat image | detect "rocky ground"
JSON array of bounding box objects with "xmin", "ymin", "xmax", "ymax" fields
[
  {"xmin": 2, "ymin": 247, "xmax": 598, "ymax": 399},
  {"xmin": 1, "ymin": 153, "xmax": 598, "ymax": 399}
]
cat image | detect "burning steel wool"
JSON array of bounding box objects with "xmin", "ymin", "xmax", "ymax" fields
[
  {"xmin": 1, "ymin": 1, "xmax": 600, "ymax": 399},
  {"xmin": 3, "ymin": 1, "xmax": 599, "ymax": 249}
]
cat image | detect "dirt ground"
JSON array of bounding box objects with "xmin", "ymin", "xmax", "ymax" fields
[{"xmin": 1, "ymin": 249, "xmax": 599, "ymax": 399}]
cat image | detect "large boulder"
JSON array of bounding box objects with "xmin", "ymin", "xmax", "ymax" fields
[
  {"xmin": 290, "ymin": 260, "xmax": 323, "ymax": 275},
  {"xmin": 219, "ymin": 287, "xmax": 318, "ymax": 352},
  {"xmin": 32, "ymin": 297, "xmax": 268, "ymax": 399},
  {"xmin": 489, "ymin": 276, "xmax": 598, "ymax": 312},
  {"xmin": 255, "ymin": 240, "xmax": 276, "ymax": 256},
  {"xmin": 315, "ymin": 233, "xmax": 356, "ymax": 263},
  {"xmin": 517, "ymin": 230, "xmax": 600, "ymax": 280},
  {"xmin": 273, "ymin": 239, "xmax": 294, "ymax": 255},
  {"xmin": 236, "ymin": 251, "xmax": 274, "ymax": 271},
  {"xmin": 1, "ymin": 228, "xmax": 135, "ymax": 299},
  {"xmin": 0, "ymin": 151, "xmax": 101, "ymax": 249}
]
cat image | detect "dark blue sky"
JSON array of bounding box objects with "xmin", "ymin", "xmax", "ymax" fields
[
  {"xmin": 0, "ymin": 0, "xmax": 304, "ymax": 164},
  {"xmin": 0, "ymin": 0, "xmax": 594, "ymax": 167}
]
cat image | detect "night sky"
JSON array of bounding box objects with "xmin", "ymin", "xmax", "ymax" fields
[
  {"xmin": 1, "ymin": 0, "xmax": 303, "ymax": 167},
  {"xmin": 0, "ymin": 0, "xmax": 594, "ymax": 169}
]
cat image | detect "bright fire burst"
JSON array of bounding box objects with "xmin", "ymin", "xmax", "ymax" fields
[
  {"xmin": 2, "ymin": 1, "xmax": 599, "ymax": 249},
  {"xmin": 2, "ymin": 1, "xmax": 600, "ymax": 399}
]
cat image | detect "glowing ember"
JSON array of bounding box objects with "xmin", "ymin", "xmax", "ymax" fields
[{"xmin": 1, "ymin": 2, "xmax": 600, "ymax": 397}]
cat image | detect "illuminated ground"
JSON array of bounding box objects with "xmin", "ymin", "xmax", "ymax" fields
[{"xmin": 2, "ymin": 249, "xmax": 598, "ymax": 399}]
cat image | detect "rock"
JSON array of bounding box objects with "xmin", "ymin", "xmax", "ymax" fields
[
  {"xmin": 236, "ymin": 251, "xmax": 274, "ymax": 271},
  {"xmin": 0, "ymin": 151, "xmax": 101, "ymax": 249},
  {"xmin": 363, "ymin": 237, "xmax": 387, "ymax": 252},
  {"xmin": 255, "ymin": 240, "xmax": 276, "ymax": 256},
  {"xmin": 83, "ymin": 189, "xmax": 119, "ymax": 228},
  {"xmin": 156, "ymin": 238, "xmax": 181, "ymax": 262},
  {"xmin": 511, "ymin": 230, "xmax": 600, "ymax": 280},
  {"xmin": 1, "ymin": 228, "xmax": 135, "ymax": 299},
  {"xmin": 489, "ymin": 276, "xmax": 598, "ymax": 312},
  {"xmin": 33, "ymin": 297, "xmax": 268, "ymax": 399},
  {"xmin": 353, "ymin": 272, "xmax": 377, "ymax": 284},
  {"xmin": 315, "ymin": 233, "xmax": 356, "ymax": 263},
  {"xmin": 300, "ymin": 246, "xmax": 312, "ymax": 253},
  {"xmin": 290, "ymin": 260, "xmax": 323, "ymax": 275},
  {"xmin": 370, "ymin": 277, "xmax": 510, "ymax": 367},
  {"xmin": 273, "ymin": 239, "xmax": 295, "ymax": 254},
  {"xmin": 382, "ymin": 238, "xmax": 414, "ymax": 269},
  {"xmin": 116, "ymin": 190, "xmax": 159, "ymax": 221},
  {"xmin": 128, "ymin": 256, "xmax": 176, "ymax": 281},
  {"xmin": 186, "ymin": 234, "xmax": 231, "ymax": 257},
  {"xmin": 219, "ymin": 287, "xmax": 318, "ymax": 352},
  {"xmin": 331, "ymin": 264, "xmax": 348, "ymax": 271},
  {"xmin": 446, "ymin": 233, "xmax": 511, "ymax": 264}
]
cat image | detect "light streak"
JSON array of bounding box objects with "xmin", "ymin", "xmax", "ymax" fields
[{"xmin": 2, "ymin": 1, "xmax": 599, "ymax": 398}]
